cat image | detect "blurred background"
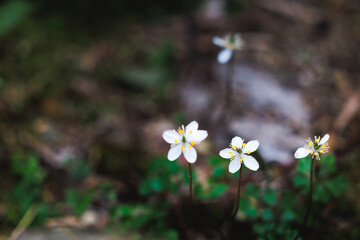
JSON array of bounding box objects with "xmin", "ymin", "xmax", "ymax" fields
[{"xmin": 0, "ymin": 0, "xmax": 359, "ymax": 239}]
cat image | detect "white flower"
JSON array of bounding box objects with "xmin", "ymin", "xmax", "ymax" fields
[
  {"xmin": 219, "ymin": 136, "xmax": 260, "ymax": 173},
  {"xmin": 162, "ymin": 121, "xmax": 208, "ymax": 163},
  {"xmin": 294, "ymin": 134, "xmax": 330, "ymax": 160},
  {"xmin": 212, "ymin": 33, "xmax": 244, "ymax": 64}
]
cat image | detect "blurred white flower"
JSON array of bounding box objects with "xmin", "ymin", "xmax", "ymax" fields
[
  {"xmin": 162, "ymin": 121, "xmax": 208, "ymax": 163},
  {"xmin": 294, "ymin": 134, "xmax": 330, "ymax": 160},
  {"xmin": 219, "ymin": 136, "xmax": 260, "ymax": 173},
  {"xmin": 213, "ymin": 33, "xmax": 244, "ymax": 64}
]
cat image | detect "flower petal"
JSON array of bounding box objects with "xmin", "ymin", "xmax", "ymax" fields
[
  {"xmin": 185, "ymin": 121, "xmax": 198, "ymax": 136},
  {"xmin": 219, "ymin": 148, "xmax": 235, "ymax": 159},
  {"xmin": 217, "ymin": 49, "xmax": 233, "ymax": 64},
  {"xmin": 243, "ymin": 140, "xmax": 259, "ymax": 153},
  {"xmin": 167, "ymin": 144, "xmax": 182, "ymax": 161},
  {"xmin": 188, "ymin": 130, "xmax": 208, "ymax": 143},
  {"xmin": 162, "ymin": 130, "xmax": 182, "ymax": 144},
  {"xmin": 319, "ymin": 133, "xmax": 330, "ymax": 145},
  {"xmin": 242, "ymin": 155, "xmax": 259, "ymax": 171},
  {"xmin": 294, "ymin": 147, "xmax": 310, "ymax": 159},
  {"xmin": 212, "ymin": 36, "xmax": 226, "ymax": 47},
  {"xmin": 229, "ymin": 157, "xmax": 241, "ymax": 173},
  {"xmin": 183, "ymin": 143, "xmax": 197, "ymax": 163},
  {"xmin": 231, "ymin": 136, "xmax": 243, "ymax": 149}
]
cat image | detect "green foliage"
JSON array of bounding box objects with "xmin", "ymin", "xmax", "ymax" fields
[
  {"xmin": 65, "ymin": 188, "xmax": 97, "ymax": 216},
  {"xmin": 0, "ymin": 0, "xmax": 32, "ymax": 36},
  {"xmin": 249, "ymin": 154, "xmax": 348, "ymax": 239},
  {"xmin": 11, "ymin": 154, "xmax": 46, "ymax": 184},
  {"xmin": 239, "ymin": 184, "xmax": 259, "ymax": 219},
  {"xmin": 65, "ymin": 158, "xmax": 92, "ymax": 180},
  {"xmin": 139, "ymin": 156, "xmax": 186, "ymax": 196},
  {"xmin": 110, "ymin": 203, "xmax": 178, "ymax": 239},
  {"xmin": 4, "ymin": 154, "xmax": 46, "ymax": 225}
]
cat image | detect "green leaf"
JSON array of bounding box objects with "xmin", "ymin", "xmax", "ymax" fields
[
  {"xmin": 319, "ymin": 154, "xmax": 336, "ymax": 176},
  {"xmin": 208, "ymin": 184, "xmax": 227, "ymax": 198},
  {"xmin": 263, "ymin": 189, "xmax": 277, "ymax": 206},
  {"xmin": 0, "ymin": 0, "xmax": 32, "ymax": 36},
  {"xmin": 296, "ymin": 157, "xmax": 311, "ymax": 173},
  {"xmin": 281, "ymin": 210, "xmax": 296, "ymax": 221},
  {"xmin": 245, "ymin": 183, "xmax": 259, "ymax": 197},
  {"xmin": 293, "ymin": 174, "xmax": 309, "ymax": 192},
  {"xmin": 262, "ymin": 208, "xmax": 274, "ymax": 220}
]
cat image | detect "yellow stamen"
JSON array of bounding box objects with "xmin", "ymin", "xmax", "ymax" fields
[
  {"xmin": 240, "ymin": 158, "xmax": 243, "ymax": 162},
  {"xmin": 314, "ymin": 152, "xmax": 318, "ymax": 155},
  {"xmin": 243, "ymin": 143, "xmax": 246, "ymax": 147},
  {"xmin": 229, "ymin": 151, "xmax": 232, "ymax": 154},
  {"xmin": 247, "ymin": 151, "xmax": 250, "ymax": 154},
  {"xmin": 306, "ymin": 148, "xmax": 310, "ymax": 151},
  {"xmin": 316, "ymin": 139, "xmax": 319, "ymax": 143},
  {"xmin": 232, "ymin": 145, "xmax": 235, "ymax": 149},
  {"xmin": 231, "ymin": 155, "xmax": 235, "ymax": 158},
  {"xmin": 310, "ymin": 151, "xmax": 313, "ymax": 154},
  {"xmin": 322, "ymin": 145, "xmax": 326, "ymax": 148},
  {"xmin": 174, "ymin": 139, "xmax": 178, "ymax": 143},
  {"xmin": 181, "ymin": 146, "xmax": 184, "ymax": 150},
  {"xmin": 178, "ymin": 129, "xmax": 183, "ymax": 134},
  {"xmin": 309, "ymin": 142, "xmax": 313, "ymax": 146},
  {"xmin": 191, "ymin": 141, "xmax": 195, "ymax": 146},
  {"xmin": 188, "ymin": 145, "xmax": 192, "ymax": 149}
]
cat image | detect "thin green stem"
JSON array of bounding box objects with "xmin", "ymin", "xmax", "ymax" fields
[
  {"xmin": 232, "ymin": 166, "xmax": 243, "ymax": 219},
  {"xmin": 188, "ymin": 162, "xmax": 194, "ymax": 206}
]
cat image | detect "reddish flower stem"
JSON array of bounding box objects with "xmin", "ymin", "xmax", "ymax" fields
[
  {"xmin": 232, "ymin": 166, "xmax": 243, "ymax": 219},
  {"xmin": 188, "ymin": 162, "xmax": 194, "ymax": 206}
]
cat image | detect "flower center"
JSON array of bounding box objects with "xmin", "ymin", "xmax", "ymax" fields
[
  {"xmin": 182, "ymin": 136, "xmax": 186, "ymax": 143},
  {"xmin": 313, "ymin": 142, "xmax": 320, "ymax": 150}
]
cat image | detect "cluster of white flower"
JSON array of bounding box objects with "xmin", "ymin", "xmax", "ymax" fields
[
  {"xmin": 162, "ymin": 33, "xmax": 330, "ymax": 171},
  {"xmin": 163, "ymin": 121, "xmax": 330, "ymax": 173}
]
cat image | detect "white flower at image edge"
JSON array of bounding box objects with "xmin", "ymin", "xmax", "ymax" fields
[
  {"xmin": 294, "ymin": 134, "xmax": 330, "ymax": 160},
  {"xmin": 162, "ymin": 121, "xmax": 208, "ymax": 163},
  {"xmin": 212, "ymin": 33, "xmax": 244, "ymax": 64},
  {"xmin": 219, "ymin": 136, "xmax": 260, "ymax": 173}
]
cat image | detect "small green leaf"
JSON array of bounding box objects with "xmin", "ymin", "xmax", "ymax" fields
[{"xmin": 263, "ymin": 189, "xmax": 277, "ymax": 206}]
